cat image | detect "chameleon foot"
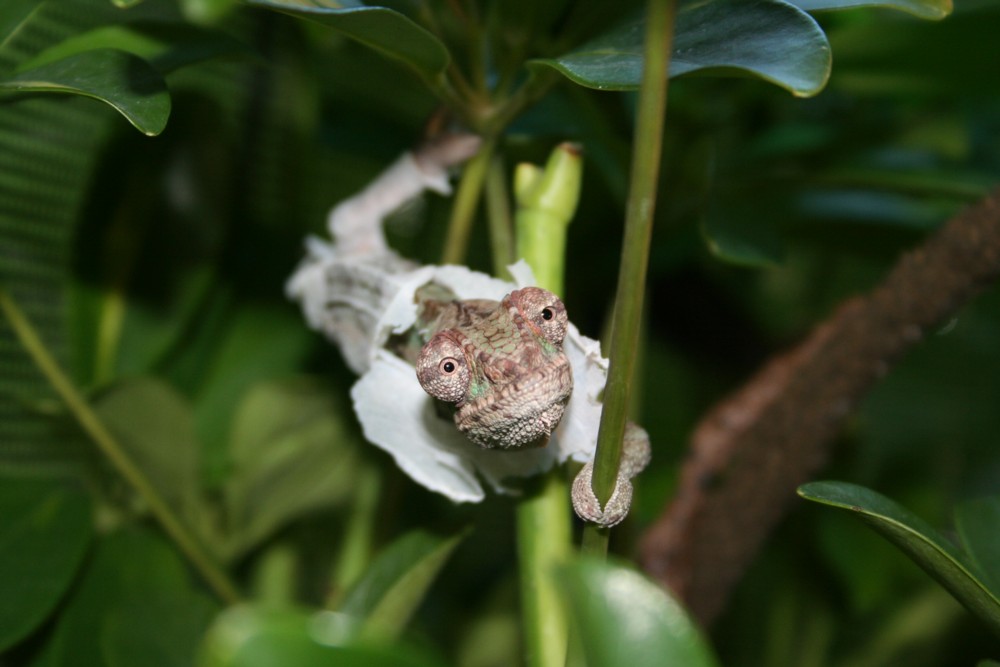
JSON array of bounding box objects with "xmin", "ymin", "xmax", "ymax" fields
[{"xmin": 571, "ymin": 423, "xmax": 652, "ymax": 528}]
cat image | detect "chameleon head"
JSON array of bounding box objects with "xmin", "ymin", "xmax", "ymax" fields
[{"xmin": 415, "ymin": 286, "xmax": 573, "ymax": 450}]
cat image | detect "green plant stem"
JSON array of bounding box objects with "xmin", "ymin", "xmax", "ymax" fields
[
  {"xmin": 441, "ymin": 136, "xmax": 496, "ymax": 264},
  {"xmin": 582, "ymin": 0, "xmax": 677, "ymax": 556},
  {"xmin": 517, "ymin": 469, "xmax": 572, "ymax": 667},
  {"xmin": 513, "ymin": 147, "xmax": 579, "ymax": 667},
  {"xmin": 485, "ymin": 155, "xmax": 515, "ymax": 278},
  {"xmin": 0, "ymin": 287, "xmax": 242, "ymax": 606}
]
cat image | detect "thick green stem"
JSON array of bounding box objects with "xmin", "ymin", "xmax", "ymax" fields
[
  {"xmin": 517, "ymin": 471, "xmax": 572, "ymax": 667},
  {"xmin": 513, "ymin": 144, "xmax": 582, "ymax": 667},
  {"xmin": 582, "ymin": 0, "xmax": 677, "ymax": 555},
  {"xmin": 441, "ymin": 136, "xmax": 496, "ymax": 265},
  {"xmin": 0, "ymin": 287, "xmax": 242, "ymax": 605}
]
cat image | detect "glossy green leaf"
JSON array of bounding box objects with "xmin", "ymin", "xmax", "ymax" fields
[
  {"xmin": 799, "ymin": 481, "xmax": 1000, "ymax": 637},
  {"xmin": 111, "ymin": 0, "xmax": 147, "ymax": 7},
  {"xmin": 532, "ymin": 0, "xmax": 831, "ymax": 97},
  {"xmin": 244, "ymin": 0, "xmax": 449, "ymax": 81},
  {"xmin": 788, "ymin": 0, "xmax": 952, "ymax": 20},
  {"xmin": 556, "ymin": 558, "xmax": 719, "ymax": 667},
  {"xmin": 224, "ymin": 377, "xmax": 361, "ymax": 559},
  {"xmin": 0, "ymin": 48, "xmax": 170, "ymax": 135},
  {"xmin": 0, "ymin": 477, "xmax": 92, "ymax": 651},
  {"xmin": 198, "ymin": 605, "xmax": 448, "ymax": 667},
  {"xmin": 94, "ymin": 378, "xmax": 205, "ymax": 532},
  {"xmin": 16, "ymin": 22, "xmax": 252, "ymax": 74},
  {"xmin": 339, "ymin": 529, "xmax": 466, "ymax": 640},
  {"xmin": 955, "ymin": 496, "xmax": 1000, "ymax": 595}
]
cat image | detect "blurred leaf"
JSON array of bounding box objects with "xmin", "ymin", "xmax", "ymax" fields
[
  {"xmin": 39, "ymin": 527, "xmax": 209, "ymax": 666},
  {"xmin": 339, "ymin": 529, "xmax": 466, "ymax": 641},
  {"xmin": 244, "ymin": 0, "xmax": 449, "ymax": 81},
  {"xmin": 224, "ymin": 377, "xmax": 361, "ymax": 558},
  {"xmin": 799, "ymin": 481, "xmax": 1000, "ymax": 637},
  {"xmin": 181, "ymin": 0, "xmax": 240, "ymax": 24},
  {"xmin": 189, "ymin": 305, "xmax": 316, "ymax": 485},
  {"xmin": 0, "ymin": 48, "xmax": 170, "ymax": 135},
  {"xmin": 198, "ymin": 605, "xmax": 449, "ymax": 667},
  {"xmin": 105, "ymin": 591, "xmax": 218, "ymax": 667},
  {"xmin": 94, "ymin": 377, "xmax": 205, "ymax": 531},
  {"xmin": 556, "ymin": 558, "xmax": 719, "ymax": 667},
  {"xmin": 16, "ymin": 22, "xmax": 252, "ymax": 74},
  {"xmin": 955, "ymin": 497, "xmax": 1000, "ymax": 595},
  {"xmin": 0, "ymin": 476, "xmax": 92, "ymax": 652},
  {"xmin": 827, "ymin": 5, "xmax": 998, "ymax": 99},
  {"xmin": 788, "ymin": 0, "xmax": 952, "ymax": 20},
  {"xmin": 531, "ymin": 0, "xmax": 831, "ymax": 97},
  {"xmin": 112, "ymin": 0, "xmax": 147, "ymax": 7},
  {"xmin": 701, "ymin": 199, "xmax": 784, "ymax": 267}
]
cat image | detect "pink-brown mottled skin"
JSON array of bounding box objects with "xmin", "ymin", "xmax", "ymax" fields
[{"xmin": 415, "ymin": 286, "xmax": 573, "ymax": 450}]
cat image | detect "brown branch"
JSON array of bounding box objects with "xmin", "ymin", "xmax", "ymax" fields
[{"xmin": 638, "ymin": 187, "xmax": 1000, "ymax": 625}]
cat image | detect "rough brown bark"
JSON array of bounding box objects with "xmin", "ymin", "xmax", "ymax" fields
[{"xmin": 638, "ymin": 187, "xmax": 1000, "ymax": 625}]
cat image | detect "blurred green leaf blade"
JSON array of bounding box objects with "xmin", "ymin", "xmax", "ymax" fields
[
  {"xmin": 955, "ymin": 496, "xmax": 1000, "ymax": 595},
  {"xmin": 339, "ymin": 529, "xmax": 466, "ymax": 640},
  {"xmin": 40, "ymin": 527, "xmax": 207, "ymax": 666},
  {"xmin": 17, "ymin": 22, "xmax": 253, "ymax": 74},
  {"xmin": 105, "ymin": 591, "xmax": 219, "ymax": 667},
  {"xmin": 223, "ymin": 377, "xmax": 361, "ymax": 559},
  {"xmin": 531, "ymin": 0, "xmax": 831, "ymax": 97},
  {"xmin": 556, "ymin": 558, "xmax": 719, "ymax": 667},
  {"xmin": 0, "ymin": 476, "xmax": 92, "ymax": 651},
  {"xmin": 198, "ymin": 605, "xmax": 449, "ymax": 667},
  {"xmin": 799, "ymin": 481, "xmax": 1000, "ymax": 637},
  {"xmin": 788, "ymin": 0, "xmax": 952, "ymax": 20},
  {"xmin": 94, "ymin": 377, "xmax": 206, "ymax": 536},
  {"xmin": 0, "ymin": 48, "xmax": 170, "ymax": 135},
  {"xmin": 244, "ymin": 0, "xmax": 449, "ymax": 81}
]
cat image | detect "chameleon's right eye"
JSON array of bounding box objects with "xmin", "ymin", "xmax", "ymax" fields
[{"xmin": 416, "ymin": 334, "xmax": 470, "ymax": 403}]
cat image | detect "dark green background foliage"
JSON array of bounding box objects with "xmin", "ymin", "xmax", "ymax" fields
[{"xmin": 1, "ymin": 0, "xmax": 999, "ymax": 665}]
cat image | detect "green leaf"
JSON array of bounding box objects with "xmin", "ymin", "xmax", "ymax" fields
[
  {"xmin": 198, "ymin": 605, "xmax": 449, "ymax": 667},
  {"xmin": 0, "ymin": 48, "xmax": 170, "ymax": 135},
  {"xmin": 556, "ymin": 558, "xmax": 719, "ymax": 667},
  {"xmin": 16, "ymin": 22, "xmax": 253, "ymax": 74},
  {"xmin": 40, "ymin": 527, "xmax": 211, "ymax": 666},
  {"xmin": 700, "ymin": 198, "xmax": 784, "ymax": 267},
  {"xmin": 339, "ymin": 529, "xmax": 466, "ymax": 641},
  {"xmin": 955, "ymin": 496, "xmax": 1000, "ymax": 595},
  {"xmin": 0, "ymin": 476, "xmax": 92, "ymax": 651},
  {"xmin": 105, "ymin": 591, "xmax": 218, "ymax": 667},
  {"xmin": 788, "ymin": 0, "xmax": 952, "ymax": 20},
  {"xmin": 94, "ymin": 378, "xmax": 205, "ymax": 533},
  {"xmin": 532, "ymin": 0, "xmax": 831, "ymax": 97},
  {"xmin": 182, "ymin": 0, "xmax": 241, "ymax": 24},
  {"xmin": 224, "ymin": 377, "xmax": 361, "ymax": 559},
  {"xmin": 244, "ymin": 0, "xmax": 449, "ymax": 82},
  {"xmin": 111, "ymin": 0, "xmax": 148, "ymax": 7},
  {"xmin": 799, "ymin": 481, "xmax": 1000, "ymax": 637}
]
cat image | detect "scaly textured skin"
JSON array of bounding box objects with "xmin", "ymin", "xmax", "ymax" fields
[{"xmin": 415, "ymin": 286, "xmax": 573, "ymax": 449}]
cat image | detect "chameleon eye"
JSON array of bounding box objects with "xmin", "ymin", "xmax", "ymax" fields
[
  {"xmin": 416, "ymin": 334, "xmax": 470, "ymax": 403},
  {"xmin": 512, "ymin": 287, "xmax": 568, "ymax": 346}
]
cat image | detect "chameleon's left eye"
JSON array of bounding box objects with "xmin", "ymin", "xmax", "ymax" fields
[
  {"xmin": 416, "ymin": 333, "xmax": 470, "ymax": 403},
  {"xmin": 512, "ymin": 287, "xmax": 568, "ymax": 346}
]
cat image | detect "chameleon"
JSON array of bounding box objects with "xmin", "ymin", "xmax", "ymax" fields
[{"xmin": 286, "ymin": 133, "xmax": 650, "ymax": 527}]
